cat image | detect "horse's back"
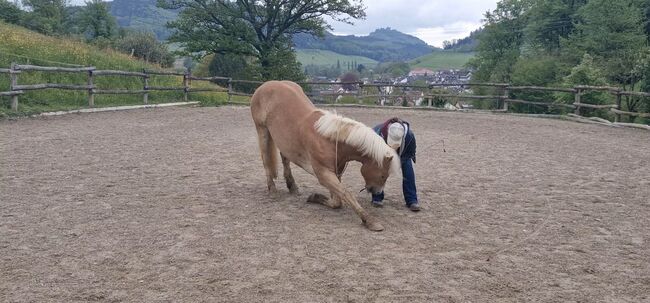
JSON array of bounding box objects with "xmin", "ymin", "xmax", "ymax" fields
[{"xmin": 251, "ymin": 81, "xmax": 315, "ymax": 125}]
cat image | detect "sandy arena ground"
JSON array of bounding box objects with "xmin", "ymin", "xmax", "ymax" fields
[{"xmin": 1, "ymin": 106, "xmax": 649, "ymax": 302}]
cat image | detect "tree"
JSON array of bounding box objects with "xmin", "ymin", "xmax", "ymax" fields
[
  {"xmin": 114, "ymin": 31, "xmax": 175, "ymax": 67},
  {"xmin": 21, "ymin": 0, "xmax": 68, "ymax": 35},
  {"xmin": 78, "ymin": 0, "xmax": 117, "ymax": 40},
  {"xmin": 524, "ymin": 0, "xmax": 587, "ymax": 53},
  {"xmin": 340, "ymin": 71, "xmax": 360, "ymax": 91},
  {"xmin": 564, "ymin": 0, "xmax": 647, "ymax": 87},
  {"xmin": 469, "ymin": 0, "xmax": 533, "ymax": 84},
  {"xmin": 157, "ymin": 0, "xmax": 365, "ymax": 81},
  {"xmin": 0, "ymin": 0, "xmax": 23, "ymax": 25}
]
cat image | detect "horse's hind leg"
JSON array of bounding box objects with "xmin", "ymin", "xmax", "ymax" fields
[
  {"xmin": 255, "ymin": 125, "xmax": 278, "ymax": 193},
  {"xmin": 281, "ymin": 154, "xmax": 299, "ymax": 194}
]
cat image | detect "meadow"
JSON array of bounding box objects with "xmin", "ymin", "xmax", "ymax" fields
[{"xmin": 0, "ymin": 22, "xmax": 231, "ymax": 117}]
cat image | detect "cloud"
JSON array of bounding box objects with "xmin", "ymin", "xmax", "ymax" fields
[{"xmin": 327, "ymin": 0, "xmax": 499, "ymax": 46}]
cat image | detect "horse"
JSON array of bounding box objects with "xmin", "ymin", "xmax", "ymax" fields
[{"xmin": 250, "ymin": 81, "xmax": 401, "ymax": 231}]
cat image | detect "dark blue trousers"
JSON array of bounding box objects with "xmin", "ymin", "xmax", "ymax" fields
[{"xmin": 372, "ymin": 157, "xmax": 418, "ymax": 205}]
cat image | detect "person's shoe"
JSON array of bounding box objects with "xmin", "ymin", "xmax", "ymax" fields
[
  {"xmin": 407, "ymin": 203, "xmax": 421, "ymax": 212},
  {"xmin": 372, "ymin": 200, "xmax": 384, "ymax": 207}
]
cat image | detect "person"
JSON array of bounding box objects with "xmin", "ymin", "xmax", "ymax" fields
[{"xmin": 372, "ymin": 118, "xmax": 420, "ymax": 211}]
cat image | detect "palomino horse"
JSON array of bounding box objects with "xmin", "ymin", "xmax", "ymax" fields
[{"xmin": 250, "ymin": 81, "xmax": 400, "ymax": 231}]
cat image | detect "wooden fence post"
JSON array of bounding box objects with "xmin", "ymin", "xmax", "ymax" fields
[
  {"xmin": 142, "ymin": 70, "xmax": 149, "ymax": 104},
  {"xmin": 502, "ymin": 85, "xmax": 510, "ymax": 111},
  {"xmin": 10, "ymin": 63, "xmax": 18, "ymax": 111},
  {"xmin": 87, "ymin": 70, "xmax": 95, "ymax": 107},
  {"xmin": 357, "ymin": 82, "xmax": 363, "ymax": 104},
  {"xmin": 574, "ymin": 87, "xmax": 582, "ymax": 116},
  {"xmin": 427, "ymin": 85, "xmax": 433, "ymax": 107},
  {"xmin": 227, "ymin": 78, "xmax": 233, "ymax": 104},
  {"xmin": 615, "ymin": 90, "xmax": 622, "ymax": 122},
  {"xmin": 183, "ymin": 70, "xmax": 189, "ymax": 102}
]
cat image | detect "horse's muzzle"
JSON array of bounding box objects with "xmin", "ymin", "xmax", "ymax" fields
[{"xmin": 365, "ymin": 186, "xmax": 383, "ymax": 195}]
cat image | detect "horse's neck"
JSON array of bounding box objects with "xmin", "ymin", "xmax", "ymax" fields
[{"xmin": 337, "ymin": 141, "xmax": 372, "ymax": 165}]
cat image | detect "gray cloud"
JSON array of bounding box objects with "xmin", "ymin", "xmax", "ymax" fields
[{"xmin": 327, "ymin": 0, "xmax": 499, "ymax": 46}]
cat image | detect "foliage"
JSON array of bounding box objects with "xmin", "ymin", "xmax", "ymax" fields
[
  {"xmin": 157, "ymin": 0, "xmax": 365, "ymax": 81},
  {"xmin": 0, "ymin": 0, "xmax": 23, "ymax": 25},
  {"xmin": 471, "ymin": 0, "xmax": 650, "ymax": 120},
  {"xmin": 0, "ymin": 21, "xmax": 227, "ymax": 116},
  {"xmin": 443, "ymin": 29, "xmax": 482, "ymax": 52},
  {"xmin": 21, "ymin": 0, "xmax": 68, "ymax": 35},
  {"xmin": 78, "ymin": 0, "xmax": 118, "ymax": 41},
  {"xmin": 340, "ymin": 71, "xmax": 360, "ymax": 91},
  {"xmin": 113, "ymin": 31, "xmax": 174, "ymax": 67},
  {"xmin": 556, "ymin": 54, "xmax": 610, "ymax": 116}
]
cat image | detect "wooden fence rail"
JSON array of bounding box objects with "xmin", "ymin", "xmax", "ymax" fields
[{"xmin": 0, "ymin": 63, "xmax": 648, "ymax": 126}]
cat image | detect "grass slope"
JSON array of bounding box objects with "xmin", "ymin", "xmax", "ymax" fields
[
  {"xmin": 296, "ymin": 49, "xmax": 378, "ymax": 67},
  {"xmin": 0, "ymin": 22, "xmax": 227, "ymax": 116},
  {"xmin": 410, "ymin": 51, "xmax": 474, "ymax": 70}
]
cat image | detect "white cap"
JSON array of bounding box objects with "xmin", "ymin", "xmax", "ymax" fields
[{"xmin": 387, "ymin": 123, "xmax": 405, "ymax": 150}]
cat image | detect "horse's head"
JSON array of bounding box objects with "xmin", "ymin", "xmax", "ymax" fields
[{"xmin": 360, "ymin": 152, "xmax": 397, "ymax": 195}]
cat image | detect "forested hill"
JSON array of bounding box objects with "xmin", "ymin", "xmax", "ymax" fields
[
  {"xmin": 293, "ymin": 28, "xmax": 437, "ymax": 62},
  {"xmin": 107, "ymin": 0, "xmax": 437, "ymax": 62},
  {"xmin": 108, "ymin": 0, "xmax": 176, "ymax": 40}
]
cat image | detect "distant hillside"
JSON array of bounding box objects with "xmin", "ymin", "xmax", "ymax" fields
[
  {"xmin": 108, "ymin": 0, "xmax": 176, "ymax": 40},
  {"xmin": 296, "ymin": 49, "xmax": 378, "ymax": 67},
  {"xmin": 443, "ymin": 29, "xmax": 482, "ymax": 52},
  {"xmin": 410, "ymin": 51, "xmax": 475, "ymax": 70},
  {"xmin": 293, "ymin": 28, "xmax": 437, "ymax": 62}
]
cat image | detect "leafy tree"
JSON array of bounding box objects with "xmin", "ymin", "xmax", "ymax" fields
[
  {"xmin": 564, "ymin": 0, "xmax": 647, "ymax": 85},
  {"xmin": 114, "ymin": 31, "xmax": 174, "ymax": 67},
  {"xmin": 0, "ymin": 0, "xmax": 23, "ymax": 25},
  {"xmin": 157, "ymin": 0, "xmax": 365, "ymax": 81},
  {"xmin": 21, "ymin": 0, "xmax": 68, "ymax": 35},
  {"xmin": 469, "ymin": 0, "xmax": 533, "ymax": 84},
  {"xmin": 78, "ymin": 0, "xmax": 117, "ymax": 41},
  {"xmin": 340, "ymin": 71, "xmax": 360, "ymax": 91},
  {"xmin": 524, "ymin": 0, "xmax": 586, "ymax": 53},
  {"xmin": 510, "ymin": 56, "xmax": 564, "ymax": 113},
  {"xmin": 557, "ymin": 54, "xmax": 611, "ymax": 116}
]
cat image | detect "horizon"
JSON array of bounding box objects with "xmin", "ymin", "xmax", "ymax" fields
[{"xmin": 65, "ymin": 0, "xmax": 497, "ymax": 47}]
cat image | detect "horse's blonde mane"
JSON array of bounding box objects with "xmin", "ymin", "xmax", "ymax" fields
[{"xmin": 314, "ymin": 110, "xmax": 400, "ymax": 174}]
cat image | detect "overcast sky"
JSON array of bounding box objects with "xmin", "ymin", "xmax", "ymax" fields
[
  {"xmin": 68, "ymin": 0, "xmax": 499, "ymax": 47},
  {"xmin": 327, "ymin": 0, "xmax": 499, "ymax": 47}
]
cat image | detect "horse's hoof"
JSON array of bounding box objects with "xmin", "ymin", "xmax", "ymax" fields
[
  {"xmin": 289, "ymin": 187, "xmax": 300, "ymax": 195},
  {"xmin": 267, "ymin": 185, "xmax": 277, "ymax": 193},
  {"xmin": 365, "ymin": 220, "xmax": 384, "ymax": 232}
]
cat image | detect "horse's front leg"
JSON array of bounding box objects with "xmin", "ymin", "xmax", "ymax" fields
[{"xmin": 314, "ymin": 167, "xmax": 384, "ymax": 231}]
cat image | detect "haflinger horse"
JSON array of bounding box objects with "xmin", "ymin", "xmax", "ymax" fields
[{"xmin": 250, "ymin": 81, "xmax": 401, "ymax": 231}]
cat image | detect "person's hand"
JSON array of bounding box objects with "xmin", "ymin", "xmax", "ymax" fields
[{"xmin": 413, "ymin": 156, "xmax": 416, "ymax": 164}]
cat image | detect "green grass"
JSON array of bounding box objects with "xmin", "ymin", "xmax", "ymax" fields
[
  {"xmin": 409, "ymin": 51, "xmax": 474, "ymax": 70},
  {"xmin": 296, "ymin": 49, "xmax": 378, "ymax": 67},
  {"xmin": 0, "ymin": 22, "xmax": 227, "ymax": 117}
]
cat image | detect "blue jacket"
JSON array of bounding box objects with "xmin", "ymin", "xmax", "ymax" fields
[{"xmin": 373, "ymin": 121, "xmax": 417, "ymax": 162}]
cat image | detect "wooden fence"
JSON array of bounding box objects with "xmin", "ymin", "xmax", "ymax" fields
[{"xmin": 1, "ymin": 63, "xmax": 649, "ymax": 124}]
